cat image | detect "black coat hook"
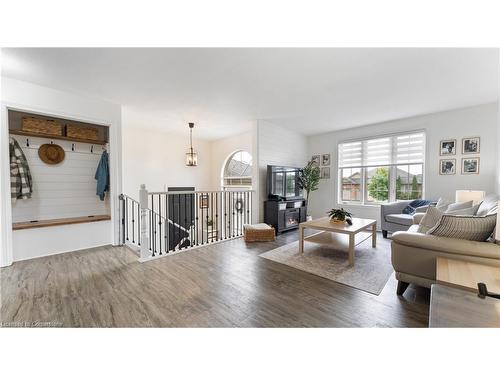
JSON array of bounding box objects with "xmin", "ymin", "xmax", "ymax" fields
[
  {"xmin": 90, "ymin": 145, "xmax": 94, "ymax": 153},
  {"xmin": 26, "ymin": 138, "xmax": 29, "ymax": 147},
  {"xmin": 72, "ymin": 143, "xmax": 75, "ymax": 151}
]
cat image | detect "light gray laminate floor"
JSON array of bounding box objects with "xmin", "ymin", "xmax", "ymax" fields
[{"xmin": 0, "ymin": 231, "xmax": 430, "ymax": 327}]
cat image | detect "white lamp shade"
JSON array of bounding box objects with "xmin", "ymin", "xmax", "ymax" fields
[{"xmin": 455, "ymin": 190, "xmax": 486, "ymax": 205}]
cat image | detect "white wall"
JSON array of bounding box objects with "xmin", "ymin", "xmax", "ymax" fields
[
  {"xmin": 10, "ymin": 134, "xmax": 110, "ymax": 222},
  {"xmin": 257, "ymin": 120, "xmax": 309, "ymax": 221},
  {"xmin": 1, "ymin": 77, "xmax": 122, "ymax": 266},
  {"xmin": 121, "ymin": 108, "xmax": 213, "ymax": 199},
  {"xmin": 307, "ymin": 103, "xmax": 499, "ymax": 226}
]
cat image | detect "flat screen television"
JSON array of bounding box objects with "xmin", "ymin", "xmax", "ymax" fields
[{"xmin": 267, "ymin": 165, "xmax": 303, "ymax": 200}]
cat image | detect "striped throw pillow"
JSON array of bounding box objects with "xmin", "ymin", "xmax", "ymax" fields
[{"xmin": 427, "ymin": 214, "xmax": 497, "ymax": 242}]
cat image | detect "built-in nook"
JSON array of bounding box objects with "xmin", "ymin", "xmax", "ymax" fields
[{"xmin": 8, "ymin": 109, "xmax": 111, "ymax": 230}]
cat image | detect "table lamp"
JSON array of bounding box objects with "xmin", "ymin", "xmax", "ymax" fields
[{"xmin": 455, "ymin": 190, "xmax": 486, "ymax": 205}]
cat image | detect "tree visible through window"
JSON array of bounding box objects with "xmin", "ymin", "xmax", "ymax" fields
[{"xmin": 338, "ymin": 132, "xmax": 425, "ymax": 205}]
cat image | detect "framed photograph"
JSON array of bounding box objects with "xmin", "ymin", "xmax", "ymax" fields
[
  {"xmin": 199, "ymin": 194, "xmax": 209, "ymax": 209},
  {"xmin": 462, "ymin": 157, "xmax": 480, "ymax": 174},
  {"xmin": 439, "ymin": 159, "xmax": 456, "ymax": 175},
  {"xmin": 321, "ymin": 153, "xmax": 331, "ymax": 166},
  {"xmin": 439, "ymin": 139, "xmax": 456, "ymax": 156},
  {"xmin": 311, "ymin": 155, "xmax": 320, "ymax": 166},
  {"xmin": 320, "ymin": 167, "xmax": 330, "ymax": 179},
  {"xmin": 462, "ymin": 137, "xmax": 480, "ymax": 154}
]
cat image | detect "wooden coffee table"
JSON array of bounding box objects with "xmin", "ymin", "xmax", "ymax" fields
[{"xmin": 299, "ymin": 217, "xmax": 377, "ymax": 266}]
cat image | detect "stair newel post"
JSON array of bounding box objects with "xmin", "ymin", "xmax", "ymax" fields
[{"xmin": 139, "ymin": 184, "xmax": 150, "ymax": 260}]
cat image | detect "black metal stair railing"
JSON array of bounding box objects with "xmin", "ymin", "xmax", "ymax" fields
[
  {"xmin": 119, "ymin": 194, "xmax": 141, "ymax": 248},
  {"xmin": 120, "ymin": 189, "xmax": 253, "ymax": 259}
]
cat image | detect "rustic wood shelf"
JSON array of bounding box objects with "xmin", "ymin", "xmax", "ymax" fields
[
  {"xmin": 9, "ymin": 129, "xmax": 107, "ymax": 145},
  {"xmin": 13, "ymin": 215, "xmax": 111, "ymax": 230}
]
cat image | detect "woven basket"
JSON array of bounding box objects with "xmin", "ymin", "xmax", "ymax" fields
[
  {"xmin": 66, "ymin": 124, "xmax": 99, "ymax": 141},
  {"xmin": 22, "ymin": 117, "xmax": 62, "ymax": 136},
  {"xmin": 244, "ymin": 224, "xmax": 276, "ymax": 242}
]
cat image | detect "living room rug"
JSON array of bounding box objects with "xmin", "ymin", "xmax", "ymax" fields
[{"xmin": 259, "ymin": 235, "xmax": 393, "ymax": 295}]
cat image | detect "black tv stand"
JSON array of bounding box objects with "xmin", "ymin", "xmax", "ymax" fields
[{"xmin": 264, "ymin": 198, "xmax": 306, "ymax": 234}]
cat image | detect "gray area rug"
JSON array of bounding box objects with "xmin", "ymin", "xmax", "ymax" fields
[{"xmin": 259, "ymin": 235, "xmax": 393, "ymax": 295}]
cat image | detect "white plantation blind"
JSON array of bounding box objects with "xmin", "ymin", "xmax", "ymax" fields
[
  {"xmin": 339, "ymin": 131, "xmax": 425, "ymax": 168},
  {"xmin": 395, "ymin": 132, "xmax": 425, "ymax": 164}
]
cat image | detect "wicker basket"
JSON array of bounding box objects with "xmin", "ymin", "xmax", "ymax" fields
[
  {"xmin": 66, "ymin": 124, "xmax": 99, "ymax": 141},
  {"xmin": 22, "ymin": 117, "xmax": 62, "ymax": 136},
  {"xmin": 244, "ymin": 223, "xmax": 276, "ymax": 242}
]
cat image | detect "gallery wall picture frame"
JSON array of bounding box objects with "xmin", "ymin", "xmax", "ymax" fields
[
  {"xmin": 320, "ymin": 167, "xmax": 330, "ymax": 179},
  {"xmin": 321, "ymin": 153, "xmax": 331, "ymax": 166},
  {"xmin": 439, "ymin": 139, "xmax": 456, "ymax": 156},
  {"xmin": 439, "ymin": 159, "xmax": 456, "ymax": 175},
  {"xmin": 462, "ymin": 137, "xmax": 480, "ymax": 154},
  {"xmin": 311, "ymin": 155, "xmax": 320, "ymax": 166},
  {"xmin": 461, "ymin": 157, "xmax": 480, "ymax": 175}
]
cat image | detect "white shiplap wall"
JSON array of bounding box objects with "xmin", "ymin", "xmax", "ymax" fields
[
  {"xmin": 10, "ymin": 134, "xmax": 110, "ymax": 222},
  {"xmin": 257, "ymin": 120, "xmax": 309, "ymax": 221}
]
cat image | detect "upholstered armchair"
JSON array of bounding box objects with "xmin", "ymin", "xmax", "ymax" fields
[{"xmin": 381, "ymin": 200, "xmax": 432, "ymax": 238}]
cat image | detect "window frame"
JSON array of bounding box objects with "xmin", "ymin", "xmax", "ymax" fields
[{"xmin": 337, "ymin": 130, "xmax": 426, "ymax": 206}]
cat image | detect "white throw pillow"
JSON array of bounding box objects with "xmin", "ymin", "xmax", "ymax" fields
[
  {"xmin": 446, "ymin": 200, "xmax": 473, "ymax": 212},
  {"xmin": 435, "ymin": 197, "xmax": 451, "ymax": 211},
  {"xmin": 427, "ymin": 214, "xmax": 497, "ymax": 242}
]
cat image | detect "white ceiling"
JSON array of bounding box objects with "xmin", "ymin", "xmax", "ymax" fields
[{"xmin": 1, "ymin": 48, "xmax": 498, "ymax": 139}]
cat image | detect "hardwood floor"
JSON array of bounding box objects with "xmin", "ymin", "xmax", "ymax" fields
[{"xmin": 0, "ymin": 231, "xmax": 430, "ymax": 327}]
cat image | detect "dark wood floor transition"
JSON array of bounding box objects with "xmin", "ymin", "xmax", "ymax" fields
[{"xmin": 0, "ymin": 231, "xmax": 430, "ymax": 327}]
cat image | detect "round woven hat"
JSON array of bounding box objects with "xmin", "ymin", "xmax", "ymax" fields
[{"xmin": 38, "ymin": 143, "xmax": 65, "ymax": 164}]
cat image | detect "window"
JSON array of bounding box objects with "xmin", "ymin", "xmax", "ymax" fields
[
  {"xmin": 338, "ymin": 131, "xmax": 425, "ymax": 205},
  {"xmin": 222, "ymin": 151, "xmax": 252, "ymax": 189}
]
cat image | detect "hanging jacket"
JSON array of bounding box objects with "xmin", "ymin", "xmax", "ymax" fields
[
  {"xmin": 95, "ymin": 150, "xmax": 109, "ymax": 201},
  {"xmin": 10, "ymin": 137, "xmax": 33, "ymax": 201}
]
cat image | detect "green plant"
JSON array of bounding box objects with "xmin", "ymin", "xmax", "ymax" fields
[
  {"xmin": 410, "ymin": 175, "xmax": 419, "ymax": 199},
  {"xmin": 207, "ymin": 218, "xmax": 214, "ymax": 227},
  {"xmin": 297, "ymin": 161, "xmax": 321, "ymax": 208},
  {"xmin": 367, "ymin": 168, "xmax": 389, "ymax": 201},
  {"xmin": 327, "ymin": 208, "xmax": 352, "ymax": 222}
]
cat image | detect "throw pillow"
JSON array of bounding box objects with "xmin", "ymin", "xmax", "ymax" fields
[
  {"xmin": 427, "ymin": 213, "xmax": 497, "ymax": 242},
  {"xmin": 417, "ymin": 204, "xmax": 481, "ymax": 233},
  {"xmin": 417, "ymin": 206, "xmax": 443, "ymax": 233},
  {"xmin": 446, "ymin": 200, "xmax": 473, "ymax": 212},
  {"xmin": 402, "ymin": 199, "xmax": 433, "ymax": 215},
  {"xmin": 435, "ymin": 197, "xmax": 450, "ymax": 210}
]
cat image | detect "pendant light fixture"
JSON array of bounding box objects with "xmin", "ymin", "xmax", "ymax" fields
[{"xmin": 185, "ymin": 122, "xmax": 198, "ymax": 166}]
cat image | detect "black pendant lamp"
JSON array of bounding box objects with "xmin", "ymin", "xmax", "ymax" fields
[{"xmin": 185, "ymin": 122, "xmax": 198, "ymax": 166}]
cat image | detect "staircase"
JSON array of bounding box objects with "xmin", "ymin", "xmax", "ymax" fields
[{"xmin": 119, "ymin": 185, "xmax": 253, "ymax": 261}]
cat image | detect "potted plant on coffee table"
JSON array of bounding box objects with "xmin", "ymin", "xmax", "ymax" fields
[
  {"xmin": 298, "ymin": 160, "xmax": 321, "ymax": 221},
  {"xmin": 327, "ymin": 208, "xmax": 353, "ymax": 225}
]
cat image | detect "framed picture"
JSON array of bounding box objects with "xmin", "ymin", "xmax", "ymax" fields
[
  {"xmin": 439, "ymin": 159, "xmax": 456, "ymax": 175},
  {"xmin": 462, "ymin": 157, "xmax": 480, "ymax": 174},
  {"xmin": 320, "ymin": 167, "xmax": 330, "ymax": 179},
  {"xmin": 199, "ymin": 194, "xmax": 209, "ymax": 209},
  {"xmin": 439, "ymin": 139, "xmax": 456, "ymax": 156},
  {"xmin": 462, "ymin": 137, "xmax": 480, "ymax": 154},
  {"xmin": 321, "ymin": 153, "xmax": 331, "ymax": 166},
  {"xmin": 311, "ymin": 155, "xmax": 320, "ymax": 166}
]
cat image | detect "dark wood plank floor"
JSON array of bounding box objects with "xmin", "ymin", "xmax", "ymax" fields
[{"xmin": 0, "ymin": 231, "xmax": 430, "ymax": 327}]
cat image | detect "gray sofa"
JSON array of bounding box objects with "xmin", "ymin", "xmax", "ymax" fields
[
  {"xmin": 381, "ymin": 200, "xmax": 431, "ymax": 238},
  {"xmin": 391, "ymin": 194, "xmax": 500, "ymax": 295}
]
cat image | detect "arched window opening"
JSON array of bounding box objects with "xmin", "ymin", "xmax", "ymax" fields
[{"xmin": 222, "ymin": 151, "xmax": 252, "ymax": 190}]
